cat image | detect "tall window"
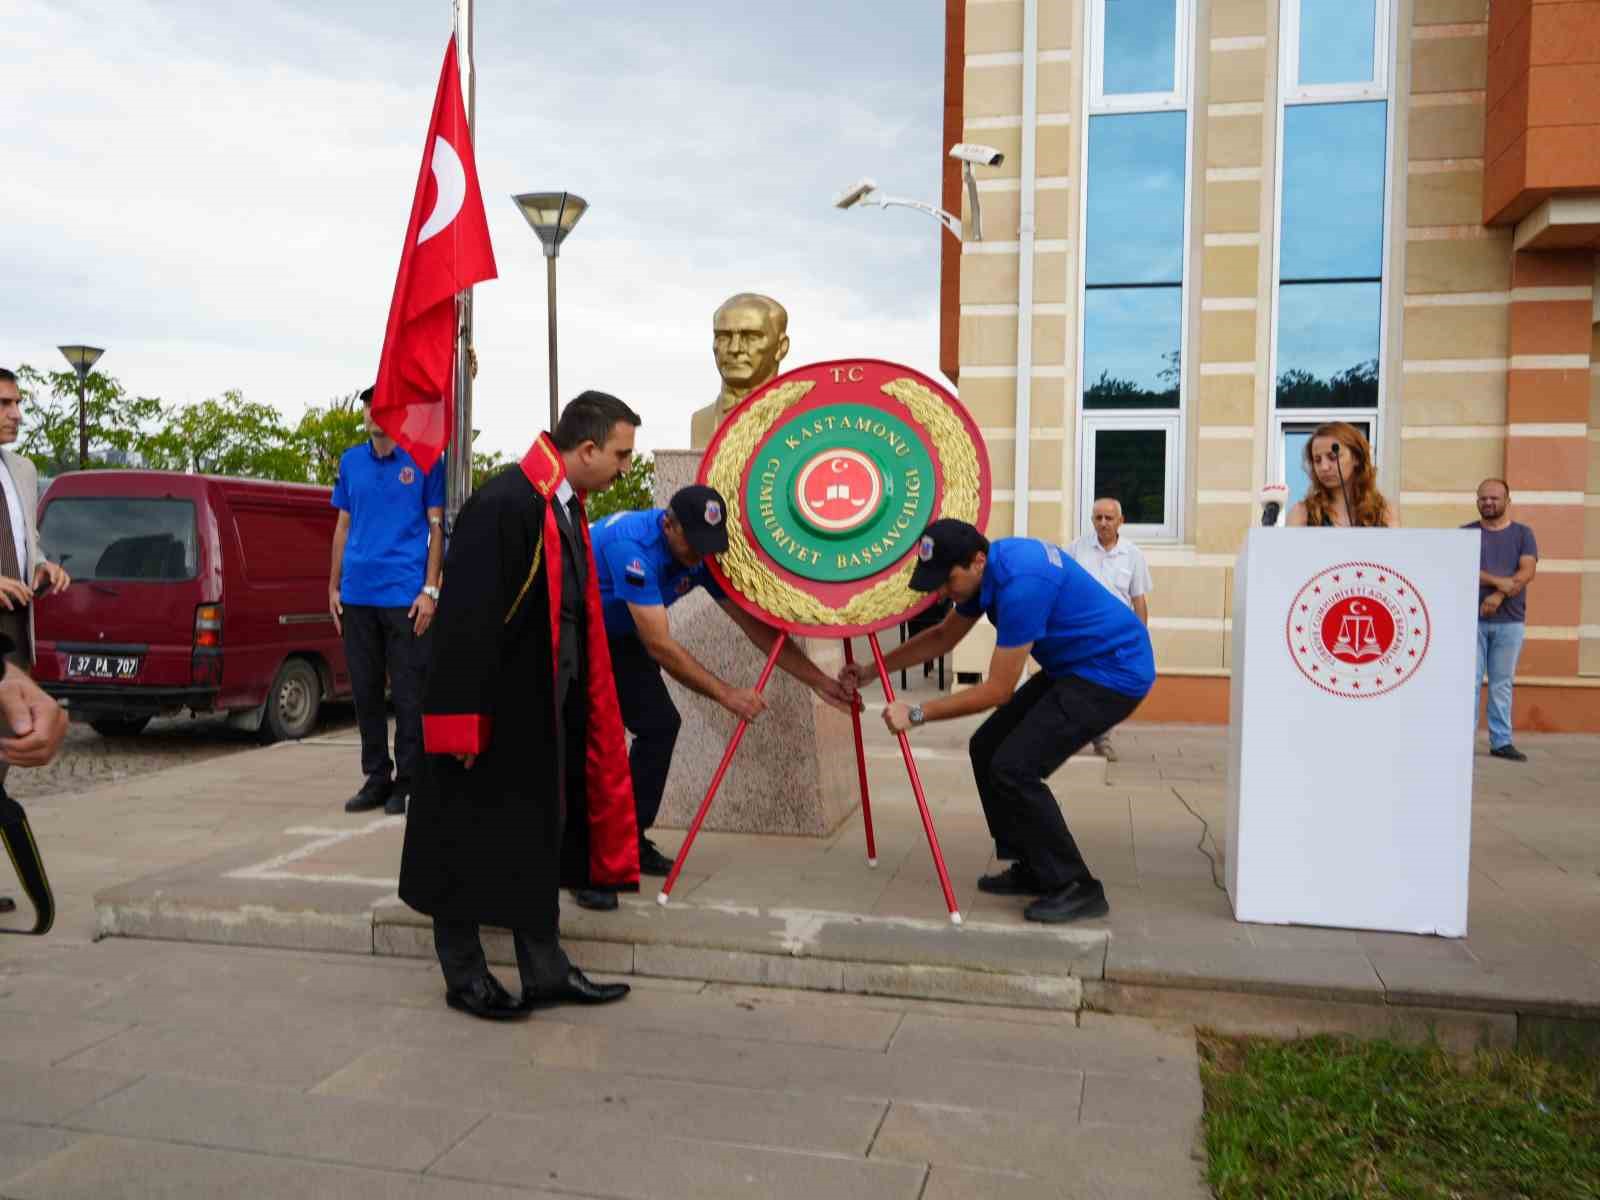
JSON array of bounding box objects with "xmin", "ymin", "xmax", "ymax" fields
[
  {"xmin": 1078, "ymin": 0, "xmax": 1191, "ymax": 541},
  {"xmin": 1272, "ymin": 0, "xmax": 1393, "ymax": 497}
]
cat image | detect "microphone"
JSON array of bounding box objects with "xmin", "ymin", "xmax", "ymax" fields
[
  {"xmin": 1259, "ymin": 483, "xmax": 1287, "ymax": 527},
  {"xmin": 1330, "ymin": 443, "xmax": 1360, "ymax": 527}
]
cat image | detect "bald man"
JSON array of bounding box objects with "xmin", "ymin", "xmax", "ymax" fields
[{"xmin": 1066, "ymin": 498, "xmax": 1151, "ymax": 762}]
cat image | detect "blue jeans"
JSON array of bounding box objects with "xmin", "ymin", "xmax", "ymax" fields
[{"xmin": 1476, "ymin": 621, "xmax": 1526, "ymax": 749}]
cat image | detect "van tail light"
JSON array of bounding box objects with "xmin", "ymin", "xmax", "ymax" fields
[
  {"xmin": 194, "ymin": 604, "xmax": 223, "ymax": 649},
  {"xmin": 192, "ymin": 604, "xmax": 223, "ymax": 687}
]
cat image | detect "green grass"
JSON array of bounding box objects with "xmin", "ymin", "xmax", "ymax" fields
[{"xmin": 1199, "ymin": 1033, "xmax": 1600, "ymax": 1199}]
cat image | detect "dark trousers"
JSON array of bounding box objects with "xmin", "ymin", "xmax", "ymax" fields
[
  {"xmin": 608, "ymin": 633, "xmax": 680, "ymax": 837},
  {"xmin": 341, "ymin": 604, "xmax": 429, "ymax": 790},
  {"xmin": 969, "ymin": 671, "xmax": 1143, "ymax": 890},
  {"xmin": 431, "ymin": 919, "xmax": 571, "ymax": 995}
]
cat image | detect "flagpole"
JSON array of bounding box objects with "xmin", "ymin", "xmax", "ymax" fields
[{"xmin": 447, "ymin": 0, "xmax": 476, "ymax": 523}]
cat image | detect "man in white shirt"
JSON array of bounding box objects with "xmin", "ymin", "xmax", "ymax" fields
[{"xmin": 1066, "ymin": 498, "xmax": 1151, "ymax": 762}]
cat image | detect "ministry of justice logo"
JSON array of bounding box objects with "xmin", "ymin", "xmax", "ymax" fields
[
  {"xmin": 1286, "ymin": 562, "xmax": 1431, "ymax": 698},
  {"xmin": 794, "ymin": 449, "xmax": 883, "ymax": 534}
]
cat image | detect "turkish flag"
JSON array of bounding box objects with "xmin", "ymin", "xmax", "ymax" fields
[{"xmin": 372, "ymin": 35, "xmax": 497, "ymax": 473}]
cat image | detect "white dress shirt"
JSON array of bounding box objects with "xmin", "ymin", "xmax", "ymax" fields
[
  {"xmin": 1066, "ymin": 531, "xmax": 1152, "ymax": 609},
  {"xmin": 0, "ymin": 458, "xmax": 29, "ymax": 579}
]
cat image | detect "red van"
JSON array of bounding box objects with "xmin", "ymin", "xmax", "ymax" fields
[{"xmin": 32, "ymin": 471, "xmax": 351, "ymax": 741}]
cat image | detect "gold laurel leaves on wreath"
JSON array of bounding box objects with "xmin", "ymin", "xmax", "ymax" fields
[{"xmin": 704, "ymin": 376, "xmax": 983, "ymax": 627}]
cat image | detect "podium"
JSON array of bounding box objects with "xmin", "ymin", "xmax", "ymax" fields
[{"xmin": 1225, "ymin": 529, "xmax": 1479, "ymax": 937}]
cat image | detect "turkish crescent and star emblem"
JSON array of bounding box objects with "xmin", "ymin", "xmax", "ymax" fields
[
  {"xmin": 794, "ymin": 449, "xmax": 883, "ymax": 534},
  {"xmin": 1286, "ymin": 562, "xmax": 1431, "ymax": 698}
]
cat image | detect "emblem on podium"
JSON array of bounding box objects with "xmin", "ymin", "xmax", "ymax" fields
[{"xmin": 1287, "ymin": 562, "xmax": 1431, "ymax": 698}]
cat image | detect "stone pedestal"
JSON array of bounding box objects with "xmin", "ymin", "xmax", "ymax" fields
[{"xmin": 649, "ymin": 449, "xmax": 859, "ymax": 836}]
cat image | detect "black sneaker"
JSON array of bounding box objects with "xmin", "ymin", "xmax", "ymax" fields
[
  {"xmin": 638, "ymin": 838, "xmax": 675, "ymax": 876},
  {"xmin": 1024, "ymin": 880, "xmax": 1110, "ymax": 924},
  {"xmin": 344, "ymin": 777, "xmax": 392, "ymax": 813},
  {"xmin": 1489, "ymin": 743, "xmax": 1528, "ymax": 762},
  {"xmin": 977, "ymin": 862, "xmax": 1047, "ymax": 896}
]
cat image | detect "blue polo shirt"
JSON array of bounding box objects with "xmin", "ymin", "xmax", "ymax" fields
[
  {"xmin": 591, "ymin": 507, "xmax": 725, "ymax": 637},
  {"xmin": 956, "ymin": 537, "xmax": 1155, "ymax": 698},
  {"xmin": 331, "ymin": 441, "xmax": 445, "ymax": 607}
]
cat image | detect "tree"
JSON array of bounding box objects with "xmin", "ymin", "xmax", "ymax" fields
[
  {"xmin": 141, "ymin": 390, "xmax": 307, "ymax": 480},
  {"xmin": 294, "ymin": 393, "xmax": 367, "ymax": 485},
  {"xmin": 587, "ymin": 454, "xmax": 655, "ymax": 520},
  {"xmin": 12, "ymin": 364, "xmax": 165, "ymax": 475}
]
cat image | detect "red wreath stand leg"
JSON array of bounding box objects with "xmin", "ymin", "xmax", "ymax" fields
[{"xmin": 657, "ymin": 631, "xmax": 963, "ymax": 925}]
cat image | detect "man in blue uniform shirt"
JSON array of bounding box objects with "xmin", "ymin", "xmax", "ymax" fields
[
  {"xmin": 589, "ymin": 485, "xmax": 851, "ymax": 897},
  {"xmin": 841, "ymin": 518, "xmax": 1155, "ymax": 924},
  {"xmin": 328, "ymin": 387, "xmax": 446, "ymax": 816}
]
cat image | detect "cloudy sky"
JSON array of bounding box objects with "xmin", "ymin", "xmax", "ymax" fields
[{"xmin": 3, "ymin": 0, "xmax": 948, "ymax": 458}]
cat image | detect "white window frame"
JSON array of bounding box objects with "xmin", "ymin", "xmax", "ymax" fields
[
  {"xmin": 1077, "ymin": 0, "xmax": 1195, "ymax": 544},
  {"xmin": 1088, "ymin": 0, "xmax": 1191, "ymax": 113},
  {"xmin": 1282, "ymin": 0, "xmax": 1390, "ymax": 103},
  {"xmin": 1267, "ymin": 0, "xmax": 1398, "ymax": 495},
  {"xmin": 1081, "ymin": 413, "xmax": 1182, "ymax": 541}
]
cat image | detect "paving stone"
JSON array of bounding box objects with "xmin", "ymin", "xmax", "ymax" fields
[
  {"xmin": 57, "ymin": 1018, "xmax": 379, "ymax": 1089},
  {"xmin": 1080, "ymin": 1070, "xmax": 1204, "ymax": 1128},
  {"xmin": 431, "ymin": 1111, "xmax": 928, "ymax": 1199},
  {"xmin": 922, "ymin": 1162, "xmax": 1208, "ymax": 1200},
  {"xmin": 515, "ymin": 1020, "xmax": 1087, "ymax": 1114},
  {"xmin": 0, "ymin": 1062, "xmax": 139, "ymax": 1125},
  {"xmin": 0, "ymin": 1121, "xmax": 79, "ymax": 1187},
  {"xmin": 317, "ymin": 1044, "xmax": 886, "ymax": 1154},
  {"xmin": 519, "ymin": 980, "xmax": 905, "ymax": 1051},
  {"xmin": 919, "ymin": 1166, "xmax": 1063, "ymax": 1200},
  {"xmin": 0, "ymin": 1010, "xmax": 132, "ymax": 1068},
  {"xmin": 0, "ymin": 1135, "xmax": 562, "ymax": 1200},
  {"xmin": 65, "ymin": 1074, "xmax": 481, "ymax": 1171},
  {"xmin": 871, "ymin": 1102, "xmax": 1202, "ymax": 1185},
  {"xmin": 889, "ymin": 1011, "xmax": 1196, "ymax": 1080}
]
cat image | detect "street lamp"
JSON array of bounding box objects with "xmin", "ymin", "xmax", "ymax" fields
[
  {"xmin": 511, "ymin": 191, "xmax": 588, "ymax": 430},
  {"xmin": 833, "ymin": 143, "xmax": 1005, "ymax": 243},
  {"xmin": 57, "ymin": 345, "xmax": 104, "ymax": 470}
]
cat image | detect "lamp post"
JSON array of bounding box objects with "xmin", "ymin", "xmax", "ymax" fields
[
  {"xmin": 57, "ymin": 345, "xmax": 105, "ymax": 470},
  {"xmin": 833, "ymin": 177, "xmax": 964, "ymax": 239},
  {"xmin": 511, "ymin": 191, "xmax": 588, "ymax": 430}
]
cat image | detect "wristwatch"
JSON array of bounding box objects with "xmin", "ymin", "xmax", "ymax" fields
[
  {"xmin": 908, "ymin": 704, "xmax": 926, "ymax": 726},
  {"xmin": 422, "ymin": 585, "xmax": 441, "ymax": 601}
]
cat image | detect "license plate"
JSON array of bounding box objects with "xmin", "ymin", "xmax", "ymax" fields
[{"xmin": 66, "ymin": 654, "xmax": 141, "ymax": 680}]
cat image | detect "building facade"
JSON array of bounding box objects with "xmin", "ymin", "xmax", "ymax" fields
[{"xmin": 940, "ymin": 0, "xmax": 1600, "ymax": 731}]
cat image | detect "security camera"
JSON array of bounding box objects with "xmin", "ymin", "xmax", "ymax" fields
[
  {"xmin": 948, "ymin": 143, "xmax": 1004, "ymax": 168},
  {"xmin": 834, "ymin": 177, "xmax": 878, "ymax": 209}
]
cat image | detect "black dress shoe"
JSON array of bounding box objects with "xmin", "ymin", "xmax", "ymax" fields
[
  {"xmin": 977, "ymin": 861, "xmax": 1047, "ymax": 896},
  {"xmin": 1489, "ymin": 743, "xmax": 1528, "ymax": 762},
  {"xmin": 344, "ymin": 778, "xmax": 393, "ymax": 813},
  {"xmin": 637, "ymin": 838, "xmax": 675, "ymax": 877},
  {"xmin": 523, "ymin": 967, "xmax": 630, "ymax": 1009},
  {"xmin": 572, "ymin": 888, "xmax": 619, "ymax": 911},
  {"xmin": 0, "ymin": 896, "xmax": 14, "ymax": 915},
  {"xmin": 384, "ymin": 785, "xmax": 408, "ymax": 816},
  {"xmin": 445, "ymin": 973, "xmax": 528, "ymax": 1021},
  {"xmin": 1024, "ymin": 880, "xmax": 1110, "ymax": 924}
]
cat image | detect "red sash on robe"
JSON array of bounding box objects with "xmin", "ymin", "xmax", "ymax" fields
[{"xmin": 519, "ymin": 434, "xmax": 640, "ymax": 888}]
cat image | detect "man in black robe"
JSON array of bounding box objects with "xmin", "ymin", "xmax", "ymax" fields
[{"xmin": 399, "ymin": 391, "xmax": 642, "ymax": 1019}]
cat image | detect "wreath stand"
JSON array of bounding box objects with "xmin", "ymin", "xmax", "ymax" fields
[{"xmin": 656, "ymin": 630, "xmax": 963, "ymax": 924}]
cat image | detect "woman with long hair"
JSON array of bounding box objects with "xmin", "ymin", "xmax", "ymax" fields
[{"xmin": 1286, "ymin": 422, "xmax": 1398, "ymax": 528}]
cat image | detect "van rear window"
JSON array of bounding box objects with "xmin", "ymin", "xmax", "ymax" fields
[{"xmin": 39, "ymin": 499, "xmax": 199, "ymax": 582}]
